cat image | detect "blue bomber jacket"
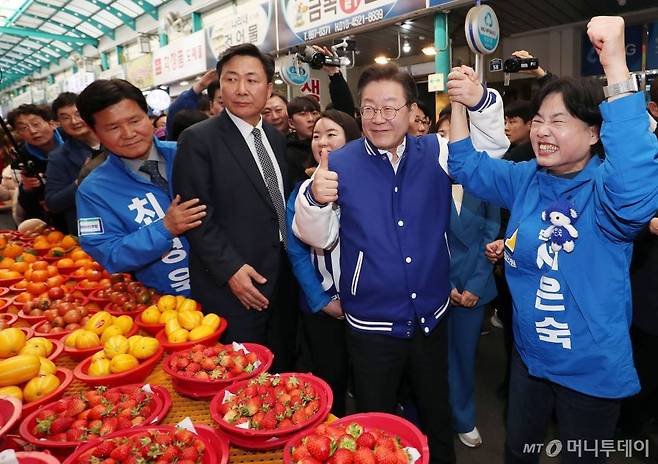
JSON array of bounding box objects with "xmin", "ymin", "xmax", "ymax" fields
[
  {"xmin": 75, "ymin": 138, "xmax": 191, "ymax": 296},
  {"xmin": 448, "ymin": 92, "xmax": 658, "ymax": 398}
]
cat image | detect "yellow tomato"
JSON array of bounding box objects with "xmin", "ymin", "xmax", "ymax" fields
[
  {"xmin": 0, "ymin": 385, "xmax": 23, "ymax": 401},
  {"xmin": 104, "ymin": 335, "xmax": 129, "ymax": 359},
  {"xmin": 100, "ymin": 325, "xmax": 124, "ymax": 344},
  {"xmin": 91, "ymin": 350, "xmax": 107, "ymax": 362},
  {"xmin": 20, "ymin": 340, "xmax": 50, "ymax": 358},
  {"xmin": 23, "ymin": 374, "xmax": 60, "ymax": 402},
  {"xmin": 85, "ymin": 311, "xmax": 113, "ymax": 335},
  {"xmin": 141, "ymin": 305, "xmax": 161, "ymax": 324},
  {"xmin": 201, "ymin": 314, "xmax": 221, "ymax": 331},
  {"xmin": 75, "ymin": 331, "xmax": 100, "ymax": 350},
  {"xmin": 177, "ymin": 298, "xmax": 197, "ymax": 313},
  {"xmin": 38, "ymin": 357, "xmax": 57, "ymax": 375},
  {"xmin": 28, "ymin": 337, "xmax": 53, "ymax": 354},
  {"xmin": 130, "ymin": 336, "xmax": 159, "ymax": 359},
  {"xmin": 164, "ymin": 318, "xmax": 181, "ymax": 337},
  {"xmin": 167, "ymin": 328, "xmax": 189, "ymax": 344},
  {"xmin": 157, "ymin": 295, "xmax": 176, "ymax": 312},
  {"xmin": 114, "ymin": 315, "xmax": 133, "ymax": 334},
  {"xmin": 0, "ymin": 328, "xmax": 26, "ymax": 358},
  {"xmin": 189, "ymin": 325, "xmax": 214, "ymax": 341},
  {"xmin": 88, "ymin": 359, "xmax": 111, "ymax": 377},
  {"xmin": 175, "ymin": 295, "xmax": 186, "ymax": 309},
  {"xmin": 0, "ymin": 354, "xmax": 41, "ymax": 387},
  {"xmin": 158, "ymin": 310, "xmax": 178, "ymax": 325},
  {"xmin": 64, "ymin": 329, "xmax": 84, "ymax": 348},
  {"xmin": 127, "ymin": 335, "xmax": 143, "ymax": 354},
  {"xmin": 110, "ymin": 353, "xmax": 138, "ymax": 373},
  {"xmin": 177, "ymin": 310, "xmax": 203, "ymax": 330}
]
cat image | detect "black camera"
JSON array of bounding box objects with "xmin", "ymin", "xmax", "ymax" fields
[
  {"xmin": 503, "ymin": 56, "xmax": 539, "ymax": 73},
  {"xmin": 296, "ymin": 46, "xmax": 341, "ymax": 70}
]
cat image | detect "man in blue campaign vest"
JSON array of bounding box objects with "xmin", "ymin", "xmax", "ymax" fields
[
  {"xmin": 293, "ymin": 63, "xmax": 508, "ymax": 464},
  {"xmin": 75, "ymin": 79, "xmax": 206, "ymax": 296}
]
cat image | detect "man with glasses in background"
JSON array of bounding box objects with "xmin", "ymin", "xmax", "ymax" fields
[
  {"xmin": 293, "ymin": 63, "xmax": 508, "ymax": 464},
  {"xmin": 7, "ymin": 104, "xmax": 64, "ymax": 227},
  {"xmin": 409, "ymin": 99, "xmax": 432, "ymax": 136}
]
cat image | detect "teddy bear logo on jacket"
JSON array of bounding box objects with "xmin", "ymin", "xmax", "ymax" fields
[{"xmin": 536, "ymin": 200, "xmax": 579, "ymax": 270}]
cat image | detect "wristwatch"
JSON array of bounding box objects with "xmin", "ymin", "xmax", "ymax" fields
[{"xmin": 603, "ymin": 75, "xmax": 639, "ymax": 99}]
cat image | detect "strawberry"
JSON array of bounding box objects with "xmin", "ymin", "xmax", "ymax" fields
[
  {"xmin": 251, "ymin": 411, "xmax": 265, "ymax": 429},
  {"xmin": 191, "ymin": 351, "xmax": 204, "ymax": 364},
  {"xmin": 176, "ymin": 357, "xmax": 189, "ymax": 369},
  {"xmin": 174, "ymin": 428, "xmax": 195, "ymax": 445},
  {"xmin": 374, "ymin": 447, "xmax": 398, "ymax": 464},
  {"xmin": 292, "ymin": 408, "xmax": 308, "ymax": 425},
  {"xmin": 92, "ymin": 441, "xmax": 115, "ymax": 458},
  {"xmin": 103, "ymin": 391, "xmax": 121, "ymax": 404},
  {"xmin": 160, "ymin": 446, "xmax": 181, "ymax": 460},
  {"xmin": 66, "ymin": 397, "xmax": 87, "ymax": 417},
  {"xmin": 202, "ymin": 347, "xmax": 216, "ymax": 357},
  {"xmin": 293, "ymin": 444, "xmax": 312, "ymax": 461},
  {"xmin": 357, "ymin": 432, "xmax": 376, "ymax": 450},
  {"xmin": 50, "ymin": 416, "xmax": 75, "ymax": 434},
  {"xmin": 376, "ymin": 438, "xmax": 399, "ymax": 452},
  {"xmin": 354, "ymin": 448, "xmax": 376, "ymax": 464},
  {"xmin": 67, "ymin": 428, "xmax": 87, "ymax": 442},
  {"xmin": 89, "ymin": 404, "xmax": 107, "ymax": 420},
  {"xmin": 338, "ymin": 434, "xmax": 357, "ymax": 451},
  {"xmin": 223, "ymin": 409, "xmax": 240, "ymax": 423},
  {"xmin": 332, "ymin": 448, "xmax": 355, "ymax": 464},
  {"xmin": 186, "ymin": 362, "xmax": 201, "ymax": 373},
  {"xmin": 110, "ymin": 444, "xmax": 131, "ymax": 461},
  {"xmin": 260, "ymin": 410, "xmax": 277, "ymax": 430},
  {"xmin": 347, "ymin": 423, "xmax": 364, "ymax": 438},
  {"xmin": 242, "ymin": 397, "xmax": 262, "ymax": 416},
  {"xmin": 298, "ymin": 457, "xmax": 322, "ymax": 464},
  {"xmin": 286, "ymin": 376, "xmax": 300, "ymax": 392},
  {"xmin": 279, "ymin": 418, "xmax": 294, "ymax": 429},
  {"xmin": 194, "ymin": 370, "xmax": 210, "ymax": 380},
  {"xmin": 306, "ymin": 434, "xmax": 334, "ymax": 461},
  {"xmin": 181, "ymin": 446, "xmax": 199, "ymax": 461},
  {"xmin": 395, "ymin": 448, "xmax": 410, "ymax": 464},
  {"xmin": 118, "ymin": 416, "xmax": 133, "ymax": 430},
  {"xmin": 36, "ymin": 409, "xmax": 55, "ymax": 421},
  {"xmin": 201, "ymin": 358, "xmax": 216, "ymax": 370},
  {"xmin": 99, "ymin": 417, "xmax": 118, "ymax": 436}
]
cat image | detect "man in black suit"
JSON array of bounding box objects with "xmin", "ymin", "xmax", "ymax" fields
[{"xmin": 172, "ymin": 43, "xmax": 297, "ymax": 372}]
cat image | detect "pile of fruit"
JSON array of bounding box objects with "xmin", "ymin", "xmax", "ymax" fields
[
  {"xmin": 146, "ymin": 295, "xmax": 220, "ymax": 344},
  {"xmin": 30, "ymin": 386, "xmax": 158, "ymax": 442},
  {"xmin": 0, "ymin": 329, "xmax": 61, "ymax": 403},
  {"xmin": 65, "ymin": 311, "xmax": 134, "ymax": 351},
  {"xmin": 291, "ymin": 423, "xmax": 413, "ymax": 464},
  {"xmin": 92, "ymin": 279, "xmax": 159, "ymax": 314},
  {"xmin": 140, "ymin": 294, "xmax": 197, "ymax": 324},
  {"xmin": 29, "ymin": 293, "xmax": 93, "ymax": 335},
  {"xmin": 72, "ymin": 427, "xmax": 206, "ymax": 463},
  {"xmin": 167, "ymin": 343, "xmax": 260, "ymax": 380},
  {"xmin": 218, "ymin": 373, "xmax": 321, "ymax": 431},
  {"xmin": 86, "ymin": 334, "xmax": 160, "ymax": 376}
]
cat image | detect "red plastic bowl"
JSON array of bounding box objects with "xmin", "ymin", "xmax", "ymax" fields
[
  {"xmin": 46, "ymin": 338, "xmax": 64, "ymax": 361},
  {"xmin": 0, "ymin": 312, "xmax": 18, "ymax": 327},
  {"xmin": 0, "ymin": 286, "xmax": 9, "ymax": 297},
  {"xmin": 134, "ymin": 312, "xmax": 164, "ymax": 336},
  {"xmin": 17, "ymin": 309, "xmax": 47, "ymax": 324},
  {"xmin": 62, "ymin": 423, "xmax": 229, "ymax": 464},
  {"xmin": 9, "ymin": 284, "xmax": 27, "ymax": 294},
  {"xmin": 162, "ymin": 343, "xmax": 274, "ymax": 399},
  {"xmin": 73, "ymin": 344, "xmax": 164, "ymax": 387},
  {"xmin": 19, "ymin": 383, "xmax": 172, "ymax": 450},
  {"xmin": 105, "ymin": 302, "xmax": 147, "ymax": 318},
  {"xmin": 0, "ymin": 396, "xmax": 22, "ymax": 437},
  {"xmin": 63, "ymin": 323, "xmax": 139, "ymax": 361},
  {"xmin": 155, "ymin": 318, "xmax": 227, "ymax": 353},
  {"xmin": 283, "ymin": 413, "xmax": 430, "ymax": 464},
  {"xmin": 31, "ymin": 321, "xmax": 74, "ymax": 340},
  {"xmin": 14, "ymin": 451, "xmax": 62, "ymax": 464},
  {"xmin": 20, "ymin": 368, "xmax": 74, "ymax": 420},
  {"xmin": 0, "ymin": 277, "xmax": 24, "ymax": 287},
  {"xmin": 210, "ymin": 372, "xmax": 333, "ymax": 439},
  {"xmin": 0, "ymin": 296, "xmax": 12, "ymax": 311},
  {"xmin": 19, "ymin": 326, "xmax": 35, "ymax": 340}
]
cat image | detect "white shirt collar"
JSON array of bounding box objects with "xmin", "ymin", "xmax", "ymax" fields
[
  {"xmin": 225, "ymin": 108, "xmax": 264, "ymax": 139},
  {"xmin": 377, "ymin": 137, "xmax": 406, "ymax": 159}
]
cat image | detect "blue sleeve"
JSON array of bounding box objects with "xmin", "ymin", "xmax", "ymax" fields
[
  {"xmin": 76, "ymin": 185, "xmax": 174, "ymax": 273},
  {"xmin": 44, "ymin": 150, "xmax": 77, "ymax": 213},
  {"xmin": 166, "ymin": 88, "xmax": 200, "ymax": 140},
  {"xmin": 448, "ymin": 137, "xmax": 529, "ymax": 210},
  {"xmin": 594, "ymin": 92, "xmax": 658, "ymax": 241},
  {"xmin": 464, "ymin": 201, "xmax": 500, "ymax": 296},
  {"xmin": 286, "ymin": 187, "xmax": 331, "ymax": 313}
]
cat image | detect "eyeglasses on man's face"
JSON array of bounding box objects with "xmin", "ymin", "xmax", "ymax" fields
[
  {"xmin": 359, "ymin": 103, "xmax": 408, "ymax": 121},
  {"xmin": 414, "ymin": 117, "xmax": 431, "ymax": 126}
]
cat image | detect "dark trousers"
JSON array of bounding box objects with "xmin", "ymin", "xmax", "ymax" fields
[
  {"xmin": 300, "ymin": 309, "xmax": 348, "ymax": 417},
  {"xmin": 506, "ymin": 350, "xmax": 621, "ymax": 464},
  {"xmin": 221, "ymin": 248, "xmax": 298, "ymax": 373},
  {"xmin": 618, "ymin": 326, "xmax": 658, "ymax": 444},
  {"xmin": 347, "ymin": 320, "xmax": 455, "ymax": 464}
]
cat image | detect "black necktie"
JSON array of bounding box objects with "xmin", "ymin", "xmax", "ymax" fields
[
  {"xmin": 252, "ymin": 128, "xmax": 287, "ymax": 247},
  {"xmin": 139, "ymin": 160, "xmax": 168, "ymax": 193}
]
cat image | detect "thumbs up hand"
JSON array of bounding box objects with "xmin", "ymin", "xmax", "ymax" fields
[{"xmin": 310, "ymin": 148, "xmax": 339, "ymax": 204}]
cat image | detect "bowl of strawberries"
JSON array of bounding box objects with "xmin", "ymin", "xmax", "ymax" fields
[
  {"xmin": 209, "ymin": 372, "xmax": 332, "ymax": 449},
  {"xmin": 19, "ymin": 384, "xmax": 171, "ymax": 452},
  {"xmin": 283, "ymin": 413, "xmax": 430, "ymax": 464},
  {"xmin": 162, "ymin": 342, "xmax": 274, "ymax": 398},
  {"xmin": 62, "ymin": 424, "xmax": 228, "ymax": 464}
]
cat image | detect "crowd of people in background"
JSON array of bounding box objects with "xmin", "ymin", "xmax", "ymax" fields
[{"xmin": 0, "ymin": 15, "xmax": 657, "ymax": 464}]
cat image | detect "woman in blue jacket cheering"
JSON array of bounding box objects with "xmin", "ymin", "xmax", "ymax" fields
[{"xmin": 447, "ymin": 16, "xmax": 658, "ymax": 464}]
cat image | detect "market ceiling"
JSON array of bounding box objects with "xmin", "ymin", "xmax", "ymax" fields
[{"xmin": 0, "ymin": 0, "xmax": 170, "ymax": 89}]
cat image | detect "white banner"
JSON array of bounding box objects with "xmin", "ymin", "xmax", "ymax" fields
[
  {"xmin": 209, "ymin": 0, "xmax": 273, "ymax": 55},
  {"xmin": 152, "ymin": 30, "xmax": 215, "ymax": 86}
]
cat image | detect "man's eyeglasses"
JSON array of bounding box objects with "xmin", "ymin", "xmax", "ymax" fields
[
  {"xmin": 414, "ymin": 118, "xmax": 431, "ymax": 126},
  {"xmin": 14, "ymin": 120, "xmax": 48, "ymax": 133},
  {"xmin": 359, "ymin": 103, "xmax": 408, "ymax": 121}
]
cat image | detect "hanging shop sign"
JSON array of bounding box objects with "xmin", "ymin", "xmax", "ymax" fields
[
  {"xmin": 301, "ymin": 78, "xmax": 321, "ymax": 101},
  {"xmin": 464, "ymin": 4, "xmax": 499, "ymax": 55},
  {"xmin": 127, "ymin": 54, "xmax": 154, "ymax": 90},
  {"xmin": 210, "ymin": 0, "xmax": 277, "ymax": 55},
  {"xmin": 65, "ymin": 71, "xmax": 96, "ymax": 94},
  {"xmin": 277, "ymin": 0, "xmax": 425, "ymax": 49},
  {"xmin": 152, "ymin": 30, "xmax": 215, "ymax": 86},
  {"xmin": 280, "ymin": 55, "xmax": 311, "ymax": 86}
]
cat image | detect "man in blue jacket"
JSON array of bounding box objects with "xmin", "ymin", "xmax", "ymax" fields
[
  {"xmin": 45, "ymin": 92, "xmax": 104, "ymax": 235},
  {"xmin": 75, "ymin": 79, "xmax": 206, "ymax": 295}
]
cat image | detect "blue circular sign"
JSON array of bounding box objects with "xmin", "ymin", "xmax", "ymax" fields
[{"xmin": 281, "ymin": 57, "xmax": 310, "ymax": 86}]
